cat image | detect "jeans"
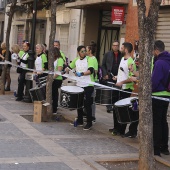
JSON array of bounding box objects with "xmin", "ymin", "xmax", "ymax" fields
[
  {"xmin": 152, "ymin": 96, "xmax": 169, "ymax": 154},
  {"xmin": 77, "ymin": 86, "xmax": 94, "ymax": 124}
]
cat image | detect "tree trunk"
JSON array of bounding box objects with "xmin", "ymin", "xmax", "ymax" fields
[
  {"xmin": 0, "ymin": 0, "xmax": 17, "ymax": 95},
  {"xmin": 137, "ymin": 0, "xmax": 161, "ymax": 169},
  {"xmin": 46, "ymin": 0, "xmax": 57, "ymax": 119}
]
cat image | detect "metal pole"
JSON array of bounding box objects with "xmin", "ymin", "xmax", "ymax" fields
[{"xmin": 23, "ymin": 0, "xmax": 37, "ymax": 103}]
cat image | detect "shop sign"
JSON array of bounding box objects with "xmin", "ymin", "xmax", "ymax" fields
[{"xmin": 111, "ymin": 6, "xmax": 125, "ymax": 25}]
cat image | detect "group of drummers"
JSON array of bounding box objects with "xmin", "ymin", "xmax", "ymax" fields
[
  {"xmin": 63, "ymin": 41, "xmax": 138, "ymax": 132},
  {"xmin": 16, "ymin": 39, "xmax": 170, "ymax": 156}
]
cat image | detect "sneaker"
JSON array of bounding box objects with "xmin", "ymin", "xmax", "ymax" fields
[
  {"xmin": 83, "ymin": 123, "xmax": 92, "ymax": 130},
  {"xmin": 70, "ymin": 121, "xmax": 83, "ymax": 126},
  {"xmin": 124, "ymin": 132, "xmax": 137, "ymax": 138},
  {"xmin": 53, "ymin": 112, "xmax": 57, "ymax": 115},
  {"xmin": 160, "ymin": 149, "xmax": 170, "ymax": 155},
  {"xmin": 15, "ymin": 97, "xmax": 23, "ymax": 101}
]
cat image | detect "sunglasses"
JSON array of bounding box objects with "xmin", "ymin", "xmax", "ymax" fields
[{"xmin": 80, "ymin": 50, "xmax": 86, "ymax": 53}]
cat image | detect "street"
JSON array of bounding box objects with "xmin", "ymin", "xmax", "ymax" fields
[{"xmin": 0, "ymin": 70, "xmax": 169, "ymax": 170}]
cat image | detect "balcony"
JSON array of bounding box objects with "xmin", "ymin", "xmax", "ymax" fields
[{"xmin": 65, "ymin": 0, "xmax": 129, "ymax": 9}]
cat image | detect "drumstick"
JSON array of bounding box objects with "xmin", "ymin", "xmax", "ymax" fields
[
  {"xmin": 66, "ymin": 67, "xmax": 76, "ymax": 73},
  {"xmin": 107, "ymin": 81, "xmax": 115, "ymax": 85}
]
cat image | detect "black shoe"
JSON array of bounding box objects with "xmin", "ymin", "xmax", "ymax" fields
[
  {"xmin": 124, "ymin": 132, "xmax": 137, "ymax": 138},
  {"xmin": 92, "ymin": 117, "xmax": 96, "ymax": 123},
  {"xmin": 5, "ymin": 87, "xmax": 10, "ymax": 91},
  {"xmin": 83, "ymin": 123, "xmax": 92, "ymax": 130},
  {"xmin": 154, "ymin": 150, "xmax": 161, "ymax": 157},
  {"xmin": 109, "ymin": 128, "xmax": 117, "ymax": 133},
  {"xmin": 160, "ymin": 149, "xmax": 170, "ymax": 155},
  {"xmin": 15, "ymin": 97, "xmax": 23, "ymax": 101}
]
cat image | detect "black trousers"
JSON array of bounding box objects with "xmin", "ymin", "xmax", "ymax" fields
[
  {"xmin": 52, "ymin": 79, "xmax": 62, "ymax": 113},
  {"xmin": 116, "ymin": 89, "xmax": 138, "ymax": 135},
  {"xmin": 152, "ymin": 96, "xmax": 169, "ymax": 154},
  {"xmin": 77, "ymin": 86, "xmax": 94, "ymax": 124},
  {"xmin": 17, "ymin": 71, "xmax": 26, "ymax": 98}
]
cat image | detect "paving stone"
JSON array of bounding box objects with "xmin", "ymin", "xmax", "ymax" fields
[
  {"xmin": 0, "ymin": 123, "xmax": 27, "ymax": 138},
  {"xmin": 0, "ymin": 139, "xmax": 52, "ymax": 158},
  {"xmin": 0, "ymin": 103, "xmax": 33, "ymax": 111},
  {"xmin": 31, "ymin": 122, "xmax": 103, "ymax": 136},
  {"xmin": 54, "ymin": 137, "xmax": 138, "ymax": 156},
  {"xmin": 0, "ymin": 114, "xmax": 6, "ymax": 122},
  {"xmin": 0, "ymin": 162, "xmax": 72, "ymax": 170}
]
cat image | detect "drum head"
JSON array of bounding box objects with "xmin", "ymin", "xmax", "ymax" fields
[
  {"xmin": 61, "ymin": 86, "xmax": 84, "ymax": 93},
  {"xmin": 114, "ymin": 97, "xmax": 138, "ymax": 106}
]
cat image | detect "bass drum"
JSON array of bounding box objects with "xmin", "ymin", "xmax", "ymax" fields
[
  {"xmin": 114, "ymin": 97, "xmax": 139, "ymax": 124},
  {"xmin": 29, "ymin": 83, "xmax": 46, "ymax": 102},
  {"xmin": 60, "ymin": 86, "xmax": 84, "ymax": 109},
  {"xmin": 95, "ymin": 88, "xmax": 118, "ymax": 106}
]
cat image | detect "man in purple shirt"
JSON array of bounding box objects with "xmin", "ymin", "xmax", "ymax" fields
[{"xmin": 152, "ymin": 40, "xmax": 170, "ymax": 156}]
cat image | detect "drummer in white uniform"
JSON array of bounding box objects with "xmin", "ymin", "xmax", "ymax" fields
[
  {"xmin": 66, "ymin": 45, "xmax": 95, "ymax": 130},
  {"xmin": 114, "ymin": 42, "xmax": 138, "ymax": 137}
]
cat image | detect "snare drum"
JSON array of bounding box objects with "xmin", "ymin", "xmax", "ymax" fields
[
  {"xmin": 95, "ymin": 88, "xmax": 117, "ymax": 105},
  {"xmin": 114, "ymin": 97, "xmax": 139, "ymax": 124},
  {"xmin": 29, "ymin": 83, "xmax": 46, "ymax": 102},
  {"xmin": 60, "ymin": 86, "xmax": 84, "ymax": 109}
]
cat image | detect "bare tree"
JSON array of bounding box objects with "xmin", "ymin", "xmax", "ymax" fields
[
  {"xmin": 137, "ymin": 0, "xmax": 161, "ymax": 169},
  {"xmin": 0, "ymin": 0, "xmax": 17, "ymax": 94},
  {"xmin": 46, "ymin": 0, "xmax": 57, "ymax": 119}
]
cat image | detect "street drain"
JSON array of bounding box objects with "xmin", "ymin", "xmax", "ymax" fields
[
  {"xmin": 20, "ymin": 115, "xmax": 33, "ymax": 122},
  {"xmin": 20, "ymin": 114, "xmax": 69, "ymax": 123},
  {"xmin": 0, "ymin": 118, "xmax": 6, "ymax": 122}
]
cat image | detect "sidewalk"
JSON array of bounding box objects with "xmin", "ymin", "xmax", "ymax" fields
[{"xmin": 0, "ymin": 70, "xmax": 169, "ymax": 170}]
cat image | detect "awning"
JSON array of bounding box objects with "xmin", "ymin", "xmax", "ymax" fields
[{"xmin": 65, "ymin": 0, "xmax": 129, "ymax": 8}]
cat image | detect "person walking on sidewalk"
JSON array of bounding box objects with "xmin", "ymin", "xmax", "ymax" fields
[
  {"xmin": 101, "ymin": 41, "xmax": 122, "ymax": 133},
  {"xmin": 66, "ymin": 45, "xmax": 95, "ymax": 130}
]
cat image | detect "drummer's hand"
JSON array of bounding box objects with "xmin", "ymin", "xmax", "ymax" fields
[
  {"xmin": 37, "ymin": 72, "xmax": 43, "ymax": 75},
  {"xmin": 112, "ymin": 76, "xmax": 117, "ymax": 81},
  {"xmin": 128, "ymin": 64, "xmax": 134, "ymax": 72},
  {"xmin": 53, "ymin": 74, "xmax": 58, "ymax": 79},
  {"xmin": 65, "ymin": 67, "xmax": 70, "ymax": 73},
  {"xmin": 76, "ymin": 72, "xmax": 82, "ymax": 77},
  {"xmin": 116, "ymin": 82, "xmax": 123, "ymax": 87},
  {"xmin": 129, "ymin": 76, "xmax": 137, "ymax": 82},
  {"xmin": 103, "ymin": 75, "xmax": 108, "ymax": 80}
]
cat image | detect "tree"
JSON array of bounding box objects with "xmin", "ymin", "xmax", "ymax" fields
[
  {"xmin": 0, "ymin": 0, "xmax": 17, "ymax": 94},
  {"xmin": 46, "ymin": 0, "xmax": 57, "ymax": 119},
  {"xmin": 137, "ymin": 0, "xmax": 161, "ymax": 169}
]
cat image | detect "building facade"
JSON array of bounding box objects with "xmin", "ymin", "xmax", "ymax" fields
[{"xmin": 2, "ymin": 0, "xmax": 170, "ymax": 63}]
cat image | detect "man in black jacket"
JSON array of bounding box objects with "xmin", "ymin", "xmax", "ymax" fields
[{"xmin": 101, "ymin": 40, "xmax": 122, "ymax": 134}]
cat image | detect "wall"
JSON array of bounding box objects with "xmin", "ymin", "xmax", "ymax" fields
[
  {"xmin": 125, "ymin": 0, "xmax": 138, "ymax": 45},
  {"xmin": 84, "ymin": 9, "xmax": 99, "ymax": 46},
  {"xmin": 125, "ymin": 0, "xmax": 154, "ymax": 45},
  {"xmin": 67, "ymin": 9, "xmax": 81, "ymax": 61}
]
